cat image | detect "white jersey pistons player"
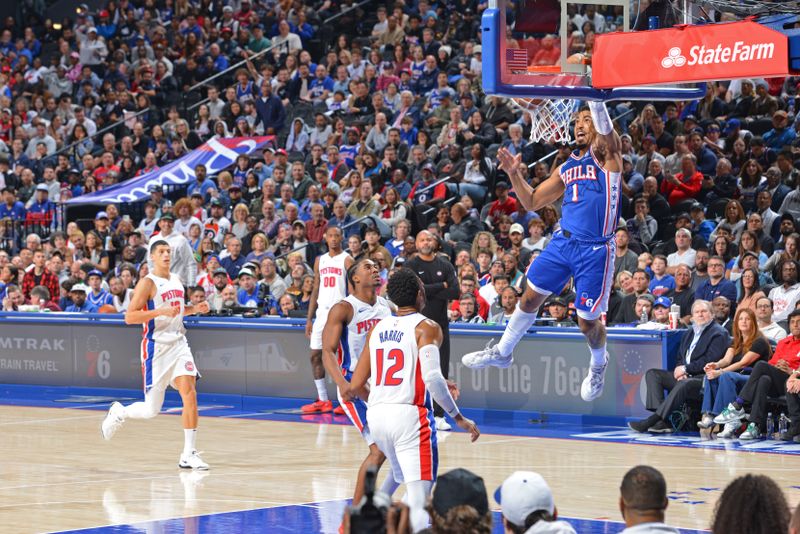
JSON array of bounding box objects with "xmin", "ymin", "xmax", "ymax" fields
[
  {"xmin": 101, "ymin": 239, "xmax": 211, "ymax": 470},
  {"xmin": 303, "ymin": 226, "xmax": 353, "ymax": 414},
  {"xmin": 349, "ymin": 268, "xmax": 479, "ymax": 532},
  {"xmin": 321, "ymin": 259, "xmax": 396, "ymax": 507}
]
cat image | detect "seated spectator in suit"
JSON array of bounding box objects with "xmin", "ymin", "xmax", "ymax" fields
[
  {"xmin": 713, "ymin": 308, "xmax": 800, "ymax": 439},
  {"xmin": 613, "ymin": 269, "xmax": 651, "ymax": 324},
  {"xmin": 696, "ymin": 308, "xmax": 772, "ymax": 434},
  {"xmin": 712, "ymin": 295, "xmax": 733, "ymax": 333},
  {"xmin": 628, "ymin": 300, "xmax": 730, "ymax": 433}
]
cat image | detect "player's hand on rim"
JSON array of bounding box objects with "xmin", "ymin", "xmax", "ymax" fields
[{"xmin": 455, "ymin": 414, "xmax": 480, "ymax": 442}]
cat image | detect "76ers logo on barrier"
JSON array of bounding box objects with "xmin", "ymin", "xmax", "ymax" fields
[
  {"xmin": 620, "ymin": 349, "xmax": 644, "ymax": 407},
  {"xmin": 85, "ymin": 335, "xmax": 111, "ymax": 379}
]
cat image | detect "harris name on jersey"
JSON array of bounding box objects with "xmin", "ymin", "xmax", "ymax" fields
[{"xmin": 378, "ymin": 329, "xmax": 405, "ymax": 344}]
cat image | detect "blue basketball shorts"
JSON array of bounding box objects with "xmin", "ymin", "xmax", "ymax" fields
[{"xmin": 526, "ymin": 231, "xmax": 616, "ymax": 320}]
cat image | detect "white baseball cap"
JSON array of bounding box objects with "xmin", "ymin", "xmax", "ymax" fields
[{"xmin": 495, "ymin": 471, "xmax": 554, "ymax": 527}]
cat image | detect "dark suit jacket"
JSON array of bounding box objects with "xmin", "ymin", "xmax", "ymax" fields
[
  {"xmin": 255, "ymin": 95, "xmax": 286, "ymax": 134},
  {"xmin": 678, "ymin": 321, "xmax": 730, "ymax": 376}
]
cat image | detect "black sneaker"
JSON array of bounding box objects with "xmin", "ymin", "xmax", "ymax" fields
[
  {"xmin": 648, "ymin": 420, "xmax": 673, "ymax": 433},
  {"xmin": 780, "ymin": 424, "xmax": 800, "ymax": 441},
  {"xmin": 628, "ymin": 414, "xmax": 660, "ymax": 433}
]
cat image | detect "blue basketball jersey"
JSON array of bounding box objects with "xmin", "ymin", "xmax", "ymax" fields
[{"xmin": 558, "ymin": 147, "xmax": 621, "ymax": 241}]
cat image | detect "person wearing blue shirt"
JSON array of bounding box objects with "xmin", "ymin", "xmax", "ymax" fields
[
  {"xmin": 694, "ymin": 256, "xmax": 737, "ymax": 303},
  {"xmin": 86, "ymin": 270, "xmax": 114, "ymax": 308},
  {"xmin": 26, "ymin": 185, "xmax": 56, "ymax": 230},
  {"xmin": 0, "ymin": 188, "xmax": 26, "ymax": 220},
  {"xmin": 308, "ymin": 66, "xmax": 334, "ymax": 103},
  {"xmin": 689, "ymin": 204, "xmax": 716, "ymax": 243},
  {"xmin": 762, "ymin": 110, "xmax": 796, "ymax": 151},
  {"xmin": 649, "ymin": 256, "xmax": 676, "ymax": 297},
  {"xmin": 220, "ymin": 237, "xmax": 247, "ymax": 279},
  {"xmin": 236, "ymin": 268, "xmax": 262, "ymax": 308},
  {"xmin": 186, "ymin": 164, "xmax": 215, "ymax": 202},
  {"xmin": 64, "ymin": 284, "xmax": 99, "ymax": 313}
]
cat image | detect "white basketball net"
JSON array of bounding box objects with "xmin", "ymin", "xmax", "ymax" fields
[{"xmin": 510, "ymin": 97, "xmax": 577, "ymax": 145}]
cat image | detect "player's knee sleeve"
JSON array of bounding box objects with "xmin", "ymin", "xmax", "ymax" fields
[{"xmin": 144, "ymin": 388, "xmax": 166, "ymax": 418}]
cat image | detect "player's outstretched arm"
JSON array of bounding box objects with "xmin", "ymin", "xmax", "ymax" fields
[
  {"xmin": 417, "ymin": 319, "xmax": 480, "ymax": 442},
  {"xmin": 185, "ymin": 301, "xmax": 210, "ymax": 316},
  {"xmin": 305, "ymin": 256, "xmax": 321, "ymax": 338},
  {"xmin": 321, "ymin": 301, "xmax": 354, "ymax": 392},
  {"xmin": 124, "ymin": 278, "xmax": 175, "ymax": 325},
  {"xmin": 348, "ymin": 328, "xmax": 374, "ymax": 401},
  {"xmin": 588, "ymin": 101, "xmax": 621, "ymax": 156},
  {"xmin": 497, "ymin": 148, "xmax": 565, "ymax": 213}
]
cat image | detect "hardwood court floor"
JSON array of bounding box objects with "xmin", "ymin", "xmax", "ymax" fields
[{"xmin": 1, "ymin": 404, "xmax": 799, "ymax": 533}]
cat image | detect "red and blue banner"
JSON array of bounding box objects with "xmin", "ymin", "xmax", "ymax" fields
[{"xmin": 65, "ymin": 136, "xmax": 275, "ymax": 205}]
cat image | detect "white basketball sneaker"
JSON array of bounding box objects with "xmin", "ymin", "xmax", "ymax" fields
[
  {"xmin": 434, "ymin": 416, "xmax": 452, "ymax": 431},
  {"xmin": 461, "ymin": 339, "xmax": 512, "ymax": 369},
  {"xmin": 179, "ymin": 450, "xmax": 209, "ymax": 470},
  {"xmin": 101, "ymin": 401, "xmax": 126, "ymax": 440},
  {"xmin": 580, "ymin": 353, "xmax": 608, "ymax": 402}
]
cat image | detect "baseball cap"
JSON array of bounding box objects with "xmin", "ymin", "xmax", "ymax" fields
[
  {"xmin": 382, "ymin": 61, "xmax": 394, "ymax": 70},
  {"xmin": 473, "ymin": 45, "xmax": 482, "ymax": 54},
  {"xmin": 212, "ymin": 267, "xmax": 228, "ymax": 276},
  {"xmin": 723, "ymin": 118, "xmax": 741, "ymax": 134},
  {"xmin": 87, "ymin": 27, "xmax": 98, "ymax": 34},
  {"xmin": 622, "ymin": 154, "xmax": 632, "ymax": 164},
  {"xmin": 495, "ymin": 471, "xmax": 554, "ymax": 526},
  {"xmin": 495, "ymin": 181, "xmax": 510, "ymax": 190},
  {"xmin": 637, "ymin": 293, "xmax": 655, "ymax": 304},
  {"xmin": 95, "ymin": 211, "xmax": 109, "ymax": 220},
  {"xmin": 68, "ymin": 167, "xmax": 81, "ymax": 175},
  {"xmin": 642, "ymin": 134, "xmax": 656, "ymax": 144},
  {"xmin": 653, "ymin": 296, "xmax": 671, "ymax": 308},
  {"xmin": 276, "ymin": 149, "xmax": 287, "ymax": 156},
  {"xmin": 36, "ymin": 183, "xmax": 49, "ymax": 192},
  {"xmin": 431, "ymin": 469, "xmax": 489, "ymax": 518},
  {"xmin": 509, "ymin": 223, "xmax": 524, "ymax": 235},
  {"xmin": 159, "ymin": 212, "xmax": 175, "ymax": 221},
  {"xmin": 683, "ymin": 114, "xmax": 698, "ymax": 123},
  {"xmin": 70, "ymin": 283, "xmax": 88, "ymax": 293},
  {"xmin": 148, "ymin": 184, "xmax": 162, "ymax": 193},
  {"xmin": 774, "ymin": 110, "xmax": 789, "ymax": 120},
  {"xmin": 229, "ymin": 183, "xmax": 241, "ymax": 191},
  {"xmin": 210, "ymin": 198, "xmax": 223, "ymax": 207},
  {"xmin": 547, "ymin": 296, "xmax": 567, "ymax": 307},
  {"xmin": 222, "ymin": 5, "xmax": 233, "ymax": 12},
  {"xmin": 99, "ymin": 9, "xmax": 109, "ymax": 17},
  {"xmin": 422, "ymin": 162, "xmax": 436, "ymax": 172},
  {"xmin": 293, "ymin": 219, "xmax": 306, "ymax": 228},
  {"xmin": 238, "ymin": 267, "xmax": 255, "ymax": 278},
  {"xmin": 87, "ymin": 269, "xmax": 103, "ymax": 279},
  {"xmin": 689, "ymin": 202, "xmax": 703, "ymax": 212},
  {"xmin": 675, "ymin": 212, "xmax": 691, "ymax": 222}
]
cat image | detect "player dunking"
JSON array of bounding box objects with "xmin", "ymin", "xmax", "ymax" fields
[
  {"xmin": 303, "ymin": 226, "xmax": 353, "ymax": 414},
  {"xmin": 463, "ymin": 101, "xmax": 622, "ymax": 402},
  {"xmin": 348, "ymin": 268, "xmax": 480, "ymax": 532},
  {"xmin": 320, "ymin": 258, "xmax": 398, "ymax": 508},
  {"xmin": 101, "ymin": 240, "xmax": 211, "ymax": 469}
]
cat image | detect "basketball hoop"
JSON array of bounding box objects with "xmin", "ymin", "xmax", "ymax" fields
[{"xmin": 510, "ymin": 96, "xmax": 577, "ymax": 145}]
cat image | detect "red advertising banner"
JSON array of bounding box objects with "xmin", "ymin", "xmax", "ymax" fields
[{"xmin": 593, "ymin": 20, "xmax": 792, "ymax": 89}]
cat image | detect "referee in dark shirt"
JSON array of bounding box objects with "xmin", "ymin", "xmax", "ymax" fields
[{"xmin": 405, "ymin": 230, "xmax": 459, "ymax": 428}]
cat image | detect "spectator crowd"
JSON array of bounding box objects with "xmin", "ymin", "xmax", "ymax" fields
[
  {"xmin": 343, "ymin": 464, "xmax": 800, "ymax": 534},
  {"xmin": 0, "ymin": 2, "xmax": 800, "ymax": 439}
]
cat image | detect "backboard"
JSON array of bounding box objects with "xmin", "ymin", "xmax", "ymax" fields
[{"xmin": 482, "ymin": 0, "xmax": 706, "ymax": 101}]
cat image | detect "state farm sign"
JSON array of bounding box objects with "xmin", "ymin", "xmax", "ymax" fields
[{"xmin": 593, "ymin": 20, "xmax": 791, "ymax": 89}]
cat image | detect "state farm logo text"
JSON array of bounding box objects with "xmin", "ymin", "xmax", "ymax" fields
[{"xmin": 661, "ymin": 41, "xmax": 775, "ymax": 68}]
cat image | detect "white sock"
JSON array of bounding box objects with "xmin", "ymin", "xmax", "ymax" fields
[
  {"xmin": 315, "ymin": 379, "xmax": 329, "ymax": 401},
  {"xmin": 183, "ymin": 428, "xmax": 197, "ymax": 455},
  {"xmin": 590, "ymin": 346, "xmax": 607, "ymax": 367},
  {"xmin": 123, "ymin": 388, "xmax": 165, "ymax": 419},
  {"xmin": 496, "ymin": 304, "xmax": 538, "ymax": 357},
  {"xmin": 407, "ymin": 480, "xmax": 434, "ymax": 533},
  {"xmin": 380, "ymin": 471, "xmax": 401, "ymax": 496}
]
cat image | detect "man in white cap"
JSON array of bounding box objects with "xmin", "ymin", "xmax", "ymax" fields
[
  {"xmin": 79, "ymin": 27, "xmax": 108, "ymax": 67},
  {"xmin": 496, "ymin": 471, "xmax": 576, "ymax": 533}
]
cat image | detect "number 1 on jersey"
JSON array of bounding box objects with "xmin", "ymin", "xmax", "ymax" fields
[
  {"xmin": 572, "ymin": 184, "xmax": 578, "ymax": 202},
  {"xmin": 375, "ymin": 348, "xmax": 404, "ymax": 386}
]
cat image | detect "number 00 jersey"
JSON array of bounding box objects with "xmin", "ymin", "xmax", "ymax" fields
[
  {"xmin": 559, "ymin": 147, "xmax": 622, "ymax": 241},
  {"xmin": 142, "ymin": 272, "xmax": 186, "ymax": 345},
  {"xmin": 316, "ymin": 251, "xmax": 350, "ymax": 318},
  {"xmin": 367, "ymin": 313, "xmax": 429, "ymax": 408},
  {"xmin": 339, "ymin": 294, "xmax": 392, "ymax": 373}
]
